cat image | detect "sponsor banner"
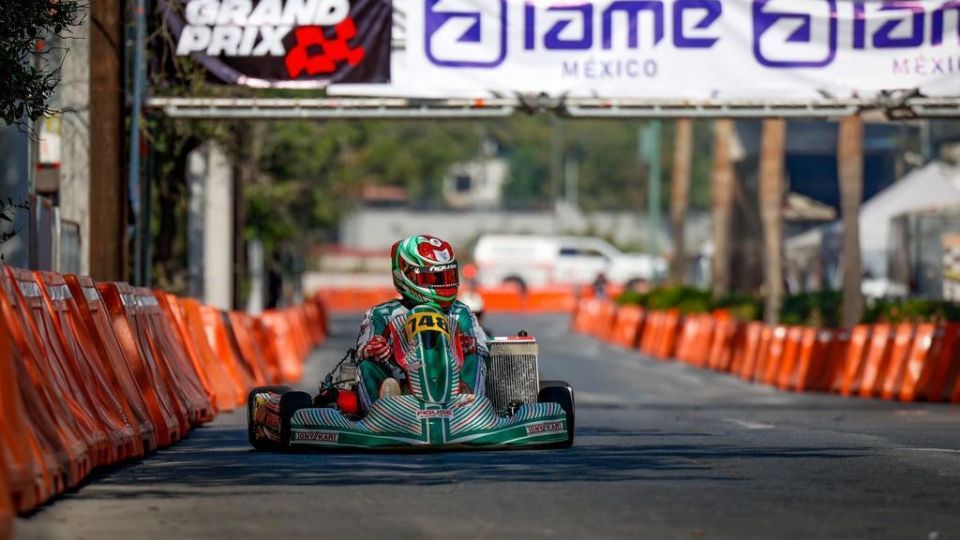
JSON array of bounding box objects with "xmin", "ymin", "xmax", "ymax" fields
[
  {"xmin": 157, "ymin": 0, "xmax": 392, "ymax": 88},
  {"xmin": 357, "ymin": 0, "xmax": 960, "ymax": 99}
]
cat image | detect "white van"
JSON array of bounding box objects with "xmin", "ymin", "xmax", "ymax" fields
[{"xmin": 472, "ymin": 235, "xmax": 666, "ymax": 290}]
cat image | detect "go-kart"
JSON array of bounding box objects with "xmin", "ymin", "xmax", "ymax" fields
[{"xmin": 247, "ymin": 305, "xmax": 575, "ymax": 450}]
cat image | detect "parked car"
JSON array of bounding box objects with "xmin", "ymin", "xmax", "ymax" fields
[{"xmin": 473, "ymin": 234, "xmax": 666, "ymax": 290}]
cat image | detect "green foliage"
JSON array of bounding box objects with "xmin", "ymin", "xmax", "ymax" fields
[
  {"xmin": 780, "ymin": 291, "xmax": 843, "ymax": 328},
  {"xmin": 0, "ymin": 1, "xmax": 83, "ymax": 126},
  {"xmin": 615, "ymin": 286, "xmax": 712, "ymax": 315},
  {"xmin": 712, "ymin": 293, "xmax": 763, "ymax": 322},
  {"xmin": 614, "ymin": 289, "xmax": 650, "ymax": 307},
  {"xmin": 862, "ymin": 298, "xmax": 960, "ymax": 324}
]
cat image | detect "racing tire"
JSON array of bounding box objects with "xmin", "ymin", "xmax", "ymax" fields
[
  {"xmin": 538, "ymin": 380, "xmax": 575, "ymax": 448},
  {"xmin": 247, "ymin": 386, "xmax": 291, "ymax": 451},
  {"xmin": 279, "ymin": 391, "xmax": 313, "ymax": 450}
]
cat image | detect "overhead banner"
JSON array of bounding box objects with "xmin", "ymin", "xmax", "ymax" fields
[
  {"xmin": 157, "ymin": 0, "xmax": 392, "ymax": 88},
  {"xmin": 364, "ymin": 0, "xmax": 960, "ymax": 99}
]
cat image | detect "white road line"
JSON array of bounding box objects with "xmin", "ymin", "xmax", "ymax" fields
[
  {"xmin": 722, "ymin": 418, "xmax": 776, "ymax": 430},
  {"xmin": 894, "ymin": 447, "xmax": 960, "ymax": 454}
]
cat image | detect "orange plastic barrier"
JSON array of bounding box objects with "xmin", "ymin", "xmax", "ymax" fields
[
  {"xmin": 97, "ymin": 282, "xmax": 183, "ymax": 448},
  {"xmin": 757, "ymin": 326, "xmax": 787, "ymax": 385},
  {"xmin": 707, "ymin": 314, "xmax": 738, "ymax": 372},
  {"xmin": 260, "ymin": 310, "xmax": 305, "ymax": 383},
  {"xmin": 317, "ymin": 288, "xmax": 397, "ymax": 312},
  {"xmin": 36, "ymin": 272, "xmax": 139, "ymax": 464},
  {"xmin": 675, "ymin": 314, "xmax": 712, "ymax": 367},
  {"xmin": 525, "ymin": 288, "xmax": 578, "ymax": 312},
  {"xmin": 775, "ymin": 327, "xmax": 805, "ymax": 390},
  {"xmin": 840, "ymin": 325, "xmax": 872, "ymax": 396},
  {"xmin": 199, "ymin": 305, "xmax": 256, "ymax": 405},
  {"xmin": 734, "ymin": 322, "xmax": 764, "ymax": 380},
  {"xmin": 0, "ymin": 298, "xmax": 50, "ymax": 511},
  {"xmin": 858, "ymin": 324, "xmax": 894, "ymax": 398},
  {"xmin": 66, "ymin": 276, "xmax": 158, "ymax": 454},
  {"xmin": 896, "ymin": 324, "xmax": 938, "ymax": 402},
  {"xmin": 608, "ymin": 305, "xmax": 645, "ymax": 349},
  {"xmin": 0, "ymin": 264, "xmax": 323, "ymax": 513},
  {"xmin": 175, "ymin": 297, "xmax": 240, "ymax": 410},
  {"xmin": 917, "ymin": 323, "xmax": 959, "ymax": 402},
  {"xmin": 823, "ymin": 329, "xmax": 851, "ymax": 393},
  {"xmin": 592, "ymin": 301, "xmax": 618, "ymax": 341},
  {"xmin": 749, "ymin": 325, "xmax": 774, "ymax": 382},
  {"xmin": 572, "ymin": 299, "xmax": 602, "ymax": 334},
  {"xmin": 7, "ymin": 268, "xmax": 98, "ymax": 480},
  {"xmin": 654, "ymin": 310, "xmax": 682, "ymax": 359},
  {"xmin": 879, "ymin": 324, "xmax": 916, "ymax": 400},
  {"xmin": 791, "ymin": 327, "xmax": 822, "ymax": 391},
  {"xmin": 0, "ymin": 465, "xmax": 11, "ymax": 540},
  {"xmin": 136, "ymin": 289, "xmax": 214, "ymax": 426},
  {"xmin": 227, "ymin": 311, "xmax": 274, "ymax": 386}
]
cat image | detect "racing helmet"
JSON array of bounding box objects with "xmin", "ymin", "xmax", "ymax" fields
[{"xmin": 391, "ymin": 235, "xmax": 459, "ymax": 308}]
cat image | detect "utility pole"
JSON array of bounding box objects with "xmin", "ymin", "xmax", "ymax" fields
[
  {"xmin": 670, "ymin": 119, "xmax": 693, "ymax": 284},
  {"xmin": 759, "ymin": 119, "xmax": 786, "ymax": 325},
  {"xmin": 89, "ymin": 0, "xmax": 127, "ymax": 281},
  {"xmin": 711, "ymin": 119, "xmax": 735, "ymax": 297},
  {"xmin": 130, "ymin": 0, "xmax": 149, "ymax": 285},
  {"xmin": 839, "ymin": 116, "xmax": 865, "ymax": 328},
  {"xmin": 641, "ymin": 121, "xmax": 662, "ymax": 266}
]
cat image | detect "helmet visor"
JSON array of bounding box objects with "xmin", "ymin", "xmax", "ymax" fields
[{"xmin": 412, "ymin": 264, "xmax": 459, "ymax": 289}]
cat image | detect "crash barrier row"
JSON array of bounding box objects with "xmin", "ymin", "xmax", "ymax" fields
[
  {"xmin": 0, "ymin": 265, "xmax": 326, "ymax": 524},
  {"xmin": 572, "ymin": 299, "xmax": 960, "ymax": 403},
  {"xmin": 316, "ymin": 286, "xmax": 608, "ymax": 313}
]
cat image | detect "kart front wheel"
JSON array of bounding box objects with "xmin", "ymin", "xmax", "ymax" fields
[
  {"xmin": 247, "ymin": 386, "xmax": 291, "ymax": 451},
  {"xmin": 279, "ymin": 391, "xmax": 313, "ymax": 450},
  {"xmin": 538, "ymin": 380, "xmax": 575, "ymax": 448}
]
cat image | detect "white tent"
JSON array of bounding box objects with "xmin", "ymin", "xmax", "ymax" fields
[{"xmin": 860, "ymin": 161, "xmax": 960, "ymax": 279}]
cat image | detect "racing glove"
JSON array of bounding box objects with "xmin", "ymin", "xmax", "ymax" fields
[{"xmin": 359, "ymin": 335, "xmax": 391, "ymax": 364}]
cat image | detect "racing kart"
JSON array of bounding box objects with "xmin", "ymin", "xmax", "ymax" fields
[{"xmin": 247, "ymin": 305, "xmax": 575, "ymax": 450}]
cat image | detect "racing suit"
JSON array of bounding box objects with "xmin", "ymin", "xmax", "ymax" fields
[{"xmin": 355, "ymin": 298, "xmax": 489, "ymax": 411}]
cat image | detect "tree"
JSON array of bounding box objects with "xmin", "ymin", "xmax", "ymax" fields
[
  {"xmin": 838, "ymin": 116, "xmax": 865, "ymax": 328},
  {"xmin": 759, "ymin": 118, "xmax": 786, "ymax": 325},
  {"xmin": 0, "ymin": 1, "xmax": 83, "ymax": 127}
]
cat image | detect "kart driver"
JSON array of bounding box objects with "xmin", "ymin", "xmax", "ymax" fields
[{"xmin": 355, "ymin": 234, "xmax": 489, "ymax": 412}]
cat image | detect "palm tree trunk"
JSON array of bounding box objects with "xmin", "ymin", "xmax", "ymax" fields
[
  {"xmin": 839, "ymin": 116, "xmax": 865, "ymax": 328},
  {"xmin": 670, "ymin": 119, "xmax": 693, "ymax": 284},
  {"xmin": 759, "ymin": 119, "xmax": 786, "ymax": 325},
  {"xmin": 711, "ymin": 119, "xmax": 735, "ymax": 297}
]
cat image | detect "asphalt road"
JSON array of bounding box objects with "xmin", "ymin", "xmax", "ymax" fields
[{"xmin": 16, "ymin": 313, "xmax": 960, "ymax": 540}]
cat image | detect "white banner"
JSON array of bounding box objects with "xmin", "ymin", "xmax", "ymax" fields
[{"xmin": 335, "ymin": 0, "xmax": 960, "ymax": 100}]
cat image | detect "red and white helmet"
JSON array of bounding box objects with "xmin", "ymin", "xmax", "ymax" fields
[{"xmin": 390, "ymin": 235, "xmax": 459, "ymax": 308}]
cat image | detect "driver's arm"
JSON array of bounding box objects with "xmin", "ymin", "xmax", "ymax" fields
[{"xmin": 356, "ymin": 309, "xmax": 391, "ymax": 363}]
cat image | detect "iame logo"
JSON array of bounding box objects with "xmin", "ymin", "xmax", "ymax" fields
[
  {"xmin": 176, "ymin": 0, "xmax": 350, "ymax": 56},
  {"xmin": 424, "ymin": 0, "xmax": 960, "ymax": 70},
  {"xmin": 425, "ymin": 0, "xmax": 508, "ymax": 67}
]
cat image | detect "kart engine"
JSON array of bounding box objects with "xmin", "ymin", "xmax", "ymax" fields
[{"xmin": 485, "ymin": 334, "xmax": 540, "ymax": 416}]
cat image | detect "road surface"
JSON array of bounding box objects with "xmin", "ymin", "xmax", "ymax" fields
[{"xmin": 16, "ymin": 314, "xmax": 960, "ymax": 539}]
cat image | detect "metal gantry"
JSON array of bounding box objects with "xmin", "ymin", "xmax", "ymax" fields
[{"xmin": 147, "ymin": 95, "xmax": 960, "ymax": 120}]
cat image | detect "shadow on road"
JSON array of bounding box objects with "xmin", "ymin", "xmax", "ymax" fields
[{"xmin": 63, "ymin": 425, "xmax": 868, "ymax": 501}]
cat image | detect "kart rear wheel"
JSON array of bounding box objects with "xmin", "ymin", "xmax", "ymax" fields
[
  {"xmin": 280, "ymin": 391, "xmax": 313, "ymax": 450},
  {"xmin": 247, "ymin": 386, "xmax": 291, "ymax": 451},
  {"xmin": 538, "ymin": 380, "xmax": 575, "ymax": 448}
]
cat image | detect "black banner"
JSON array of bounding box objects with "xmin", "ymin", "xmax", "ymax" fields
[{"xmin": 157, "ymin": 0, "xmax": 391, "ymax": 88}]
